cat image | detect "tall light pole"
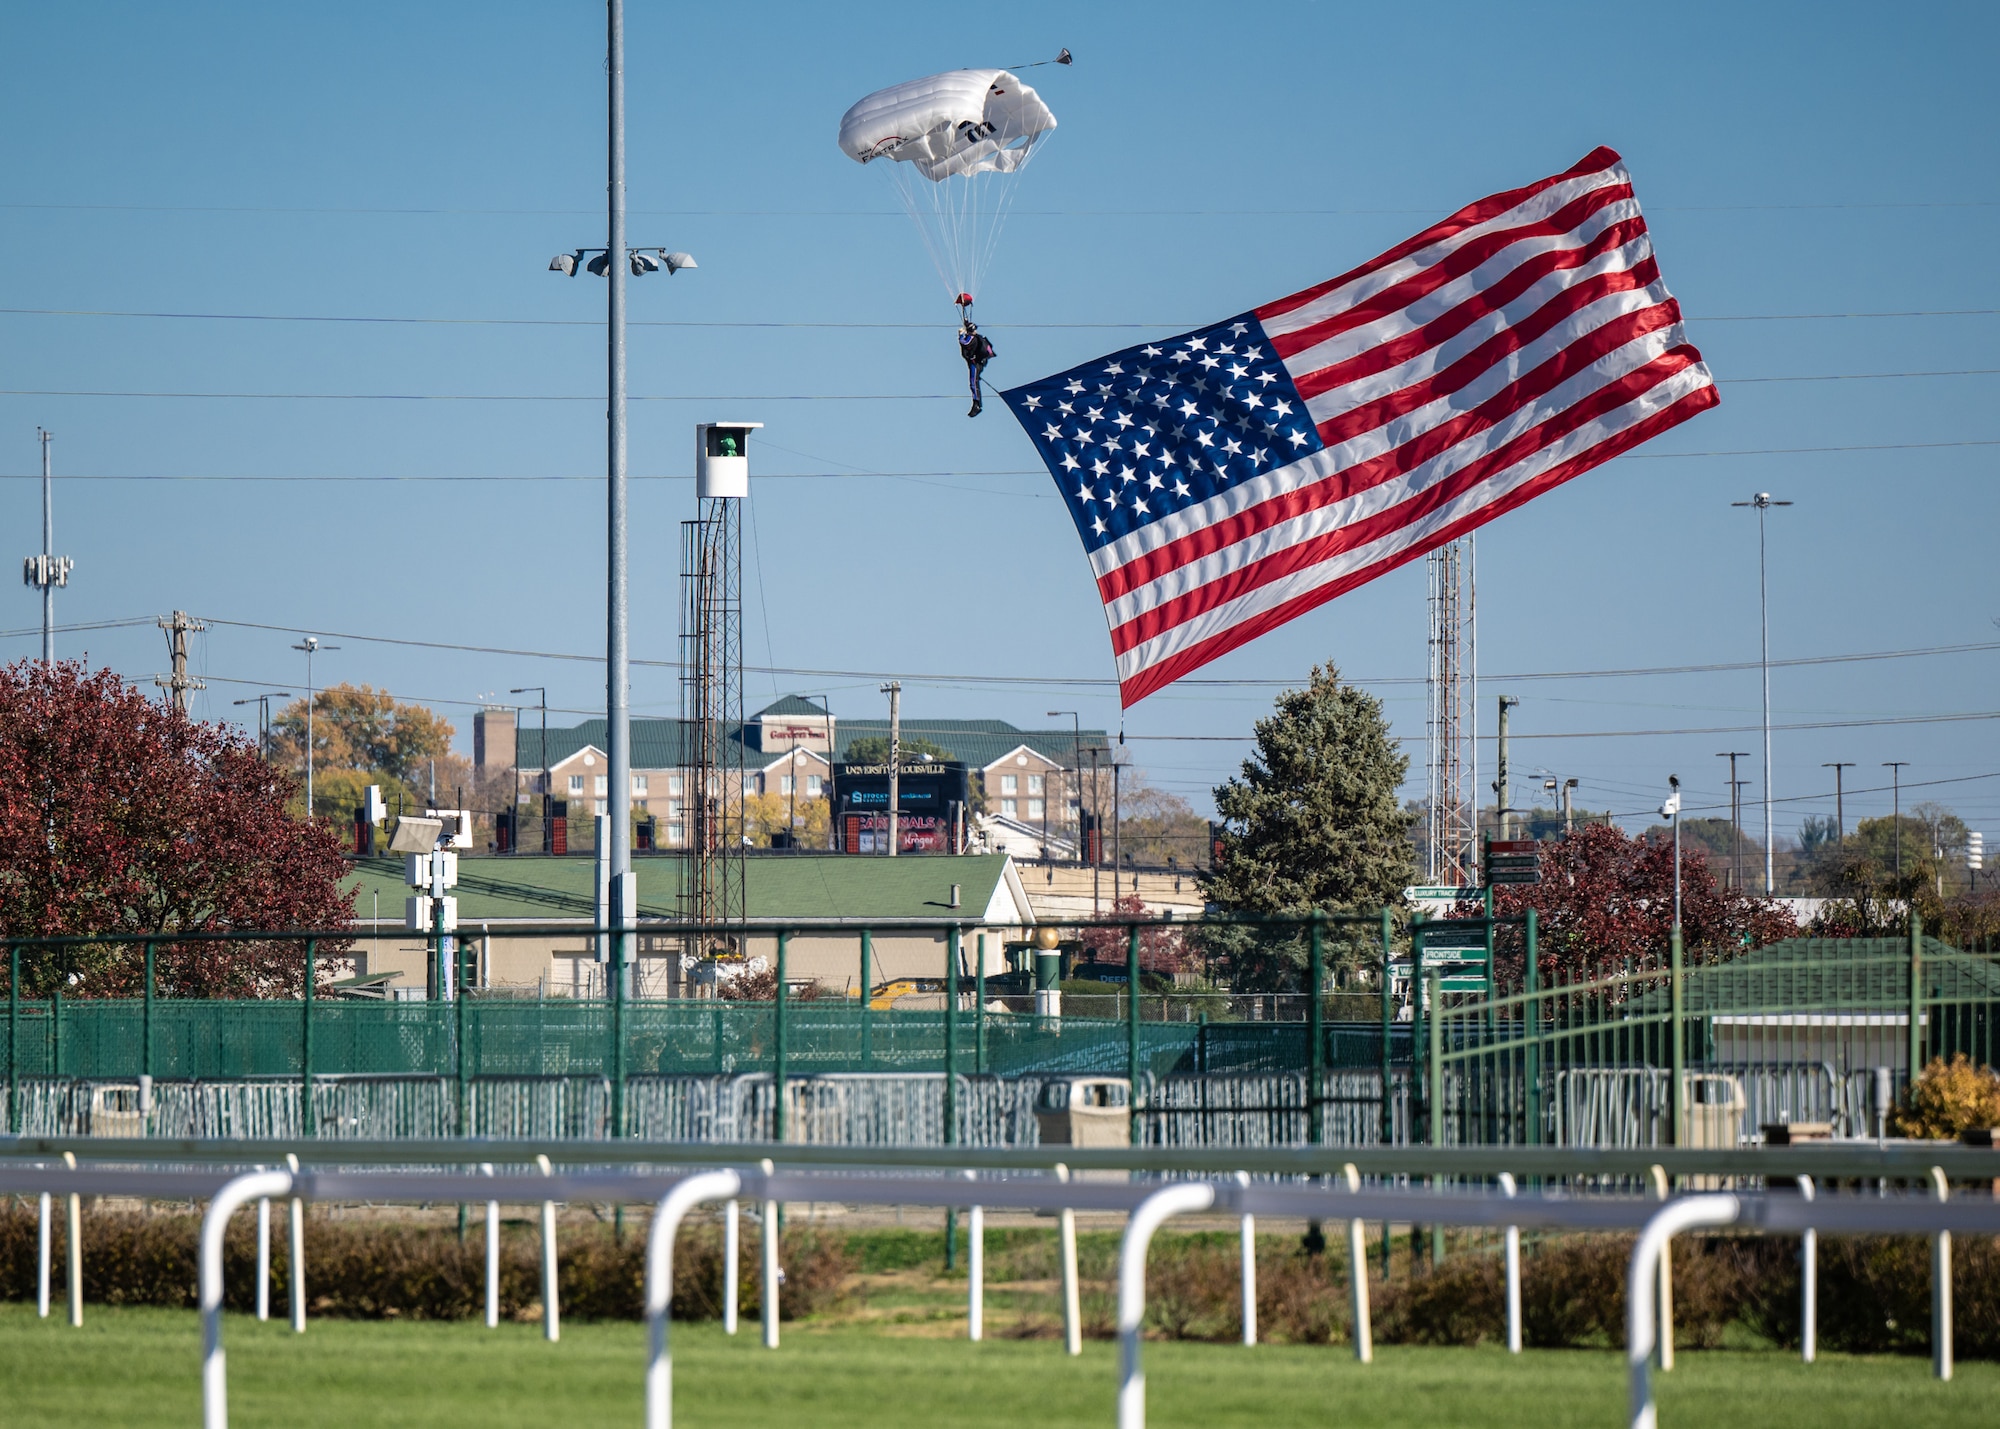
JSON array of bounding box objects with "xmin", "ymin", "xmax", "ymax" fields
[
  {"xmin": 21, "ymin": 429, "xmax": 72, "ymax": 667},
  {"xmin": 545, "ymin": 1, "xmax": 696, "ymax": 991},
  {"xmin": 1884, "ymin": 761, "xmax": 1909, "ymax": 880},
  {"xmin": 292, "ymin": 637, "xmax": 338, "ymax": 817},
  {"xmin": 1661, "ymin": 776, "xmax": 1683, "ymax": 929},
  {"xmin": 1732, "ymin": 493, "xmax": 1792, "ymax": 893}
]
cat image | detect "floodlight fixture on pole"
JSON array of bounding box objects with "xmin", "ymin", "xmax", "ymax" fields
[
  {"xmin": 549, "ymin": 247, "xmax": 697, "ymax": 277},
  {"xmin": 1732, "ymin": 492, "xmax": 1792, "ymax": 894},
  {"xmin": 291, "ymin": 638, "xmax": 339, "ymax": 817},
  {"xmin": 21, "ymin": 429, "xmax": 72, "ymax": 668},
  {"xmin": 1660, "ymin": 776, "xmax": 1683, "ymax": 931}
]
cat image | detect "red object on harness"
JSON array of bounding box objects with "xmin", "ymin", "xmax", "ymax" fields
[{"xmin": 955, "ymin": 292, "xmax": 975, "ymax": 308}]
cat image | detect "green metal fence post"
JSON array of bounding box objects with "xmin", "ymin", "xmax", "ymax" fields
[
  {"xmin": 774, "ymin": 929, "xmax": 789, "ymax": 1144},
  {"xmin": 1908, "ymin": 911, "xmax": 1924, "ymax": 1090},
  {"xmin": 7, "ymin": 944, "xmax": 16, "ymax": 1134},
  {"xmin": 944, "ymin": 925, "xmax": 960, "ymax": 1137},
  {"xmin": 301, "ymin": 939, "xmax": 315, "ymax": 1139},
  {"xmin": 975, "ymin": 933, "xmax": 987, "ymax": 1075},
  {"xmin": 1524, "ymin": 909, "xmax": 1541, "ymax": 1146},
  {"xmin": 1410, "ymin": 916, "xmax": 1426, "ymax": 1143},
  {"xmin": 859, "ymin": 929, "xmax": 873, "ymax": 1071},
  {"xmin": 1378, "ymin": 906, "xmax": 1394, "ymax": 1280},
  {"xmin": 1126, "ymin": 921, "xmax": 1142, "ymax": 1146},
  {"xmin": 1668, "ymin": 926, "xmax": 1685, "ymax": 1150},
  {"xmin": 141, "ymin": 939, "xmax": 155, "ymax": 1091},
  {"xmin": 455, "ymin": 941, "xmax": 469, "ymax": 1138},
  {"xmin": 1308, "ymin": 910, "xmax": 1325, "ymax": 1146},
  {"xmin": 52, "ymin": 985, "xmax": 62, "ymax": 1085},
  {"xmin": 611, "ymin": 925, "xmax": 626, "ymax": 1141},
  {"xmin": 1428, "ymin": 970, "xmax": 1444, "ymax": 1267}
]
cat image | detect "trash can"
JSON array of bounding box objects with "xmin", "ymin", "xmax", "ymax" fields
[{"xmin": 1035, "ymin": 1077, "xmax": 1131, "ymax": 1147}]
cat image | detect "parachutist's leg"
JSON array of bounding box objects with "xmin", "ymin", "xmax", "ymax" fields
[{"xmin": 968, "ymin": 361, "xmax": 984, "ymax": 417}]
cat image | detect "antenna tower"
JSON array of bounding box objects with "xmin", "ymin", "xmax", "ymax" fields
[
  {"xmin": 1425, "ymin": 539, "xmax": 1476, "ymax": 883},
  {"xmin": 677, "ymin": 497, "xmax": 746, "ymax": 971}
]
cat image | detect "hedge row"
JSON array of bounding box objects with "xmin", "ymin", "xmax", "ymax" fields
[{"xmin": 0, "ymin": 1205, "xmax": 851, "ymax": 1322}]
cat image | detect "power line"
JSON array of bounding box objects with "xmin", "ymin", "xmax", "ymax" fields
[
  {"xmin": 4, "ymin": 199, "xmax": 1995, "ymax": 217},
  {"xmin": 176, "ymin": 614, "xmax": 2000, "ymax": 691},
  {"xmin": 3, "ymin": 304, "xmax": 1997, "ymax": 330}
]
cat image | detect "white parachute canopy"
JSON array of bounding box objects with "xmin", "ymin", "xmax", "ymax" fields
[{"xmin": 838, "ymin": 68, "xmax": 1057, "ymax": 306}]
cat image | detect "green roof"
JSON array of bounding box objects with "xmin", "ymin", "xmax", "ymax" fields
[
  {"xmin": 345, "ymin": 852, "xmax": 1018, "ymax": 924},
  {"xmin": 836, "ymin": 719, "xmax": 1107, "ymax": 770},
  {"xmin": 755, "ymin": 695, "xmax": 830, "ymax": 718},
  {"xmin": 514, "ymin": 714, "xmax": 1107, "ymax": 773}
]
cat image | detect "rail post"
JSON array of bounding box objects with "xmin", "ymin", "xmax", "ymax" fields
[
  {"xmin": 644, "ymin": 1170, "xmax": 742, "ymax": 1429},
  {"xmin": 1308, "ymin": 910, "xmax": 1325, "ymax": 1146},
  {"xmin": 1235, "ymin": 1170, "xmax": 1256, "ymax": 1346},
  {"xmin": 1118, "ymin": 1183, "xmax": 1217, "ymax": 1429},
  {"xmin": 538, "ymin": 1153, "xmax": 559, "ymax": 1342},
  {"xmin": 63, "ymin": 1149, "xmax": 81, "ymax": 1326},
  {"xmin": 1798, "ymin": 1174, "xmax": 1816, "ymax": 1364},
  {"xmin": 1627, "ymin": 1196, "xmax": 1739, "ymax": 1429},
  {"xmin": 1931, "ymin": 1165, "xmax": 1952, "ymax": 1381},
  {"xmin": 760, "ymin": 1158, "xmax": 779, "ymax": 1350},
  {"xmin": 1056, "ymin": 1162, "xmax": 1081, "ymax": 1356},
  {"xmin": 723, "ymin": 1198, "xmax": 739, "ymax": 1334},
  {"xmin": 773, "ymin": 929, "xmax": 789, "ymax": 1144},
  {"xmin": 1342, "ymin": 1161, "xmax": 1372, "ymax": 1362},
  {"xmin": 1499, "ymin": 1171, "xmax": 1522, "ymax": 1354},
  {"xmin": 300, "ymin": 939, "xmax": 315, "ymax": 1139},
  {"xmin": 286, "ymin": 1152, "xmax": 305, "ymax": 1333},
  {"xmin": 200, "ymin": 1167, "xmax": 294, "ymax": 1429},
  {"xmin": 483, "ymin": 1163, "xmax": 500, "ymax": 1330},
  {"xmin": 1127, "ymin": 920, "xmax": 1142, "ymax": 1145}
]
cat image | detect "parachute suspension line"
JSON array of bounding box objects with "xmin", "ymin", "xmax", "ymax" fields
[{"xmin": 881, "ymin": 134, "xmax": 1048, "ymax": 309}]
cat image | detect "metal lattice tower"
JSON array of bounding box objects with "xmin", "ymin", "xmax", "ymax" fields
[
  {"xmin": 1425, "ymin": 539, "xmax": 1476, "ymax": 884},
  {"xmin": 678, "ymin": 499, "xmax": 746, "ymax": 968}
]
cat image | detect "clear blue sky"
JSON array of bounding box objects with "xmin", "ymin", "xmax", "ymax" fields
[{"xmin": 2, "ymin": 1, "xmax": 1995, "ymax": 843}]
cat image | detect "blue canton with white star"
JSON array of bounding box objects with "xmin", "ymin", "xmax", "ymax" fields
[{"xmin": 1002, "ymin": 314, "xmax": 1324, "ymax": 555}]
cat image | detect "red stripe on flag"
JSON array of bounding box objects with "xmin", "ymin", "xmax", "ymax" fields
[
  {"xmin": 1254, "ymin": 147, "xmax": 1626, "ymax": 327},
  {"xmin": 1095, "ymin": 302, "xmax": 1686, "ymax": 606},
  {"xmin": 1107, "ymin": 347, "xmax": 1708, "ymax": 655},
  {"xmin": 1113, "ymin": 382, "xmax": 1718, "ymax": 706},
  {"xmin": 1265, "ymin": 183, "xmax": 1636, "ymax": 361}
]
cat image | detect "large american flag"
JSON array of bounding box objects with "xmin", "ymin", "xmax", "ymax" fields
[{"xmin": 1003, "ymin": 146, "xmax": 1718, "ymax": 707}]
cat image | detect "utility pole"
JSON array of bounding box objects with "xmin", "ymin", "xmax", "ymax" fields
[
  {"xmin": 21, "ymin": 429, "xmax": 72, "ymax": 667},
  {"xmin": 882, "ymin": 680, "xmax": 902, "ymax": 857},
  {"xmin": 1884, "ymin": 762, "xmax": 1909, "ymax": 880},
  {"xmin": 1111, "ymin": 742, "xmax": 1130, "ymax": 904},
  {"xmin": 292, "ymin": 637, "xmax": 339, "ymax": 817},
  {"xmin": 1562, "ymin": 777, "xmax": 1578, "ymax": 834},
  {"xmin": 510, "ymin": 687, "xmax": 549, "ymax": 850},
  {"xmin": 1823, "ymin": 762, "xmax": 1854, "ymax": 844},
  {"xmin": 232, "ymin": 692, "xmax": 291, "ymax": 758},
  {"xmin": 154, "ymin": 611, "xmax": 207, "ymax": 714},
  {"xmin": 1492, "ymin": 695, "xmax": 1518, "ymax": 839},
  {"xmin": 1716, "ymin": 752, "xmax": 1749, "ymax": 890}
]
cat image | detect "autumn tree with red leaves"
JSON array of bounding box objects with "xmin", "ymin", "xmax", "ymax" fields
[
  {"xmin": 1076, "ymin": 893, "xmax": 1190, "ymax": 977},
  {"xmin": 0, "ymin": 660, "xmax": 353, "ymax": 997},
  {"xmin": 1458, "ymin": 822, "xmax": 1797, "ymax": 987}
]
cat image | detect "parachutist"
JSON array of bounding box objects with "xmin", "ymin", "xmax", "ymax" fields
[{"xmin": 960, "ymin": 320, "xmax": 994, "ymax": 417}]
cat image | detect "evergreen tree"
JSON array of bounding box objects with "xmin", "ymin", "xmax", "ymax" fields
[{"xmin": 1202, "ymin": 664, "xmax": 1415, "ymax": 915}]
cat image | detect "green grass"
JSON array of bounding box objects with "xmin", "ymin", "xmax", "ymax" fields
[{"xmin": 1, "ymin": 1303, "xmax": 1994, "ymax": 1427}]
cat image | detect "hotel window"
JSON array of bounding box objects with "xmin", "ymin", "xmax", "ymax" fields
[
  {"xmin": 632, "ymin": 774, "xmax": 648, "ymax": 796},
  {"xmin": 1001, "ymin": 798, "xmax": 1017, "ymax": 816},
  {"xmin": 1000, "ymin": 774, "xmax": 1019, "ymax": 795},
  {"xmin": 568, "ymin": 774, "xmax": 584, "ymax": 795},
  {"xmin": 594, "ymin": 799, "xmax": 606, "ymax": 815},
  {"xmin": 743, "ymin": 774, "xmax": 759, "ymax": 795},
  {"xmin": 667, "ymin": 801, "xmax": 684, "ymax": 817},
  {"xmin": 668, "ymin": 774, "xmax": 684, "ymax": 795},
  {"xmin": 1029, "ymin": 799, "xmax": 1045, "ymax": 819},
  {"xmin": 594, "ymin": 775, "xmax": 608, "ymax": 797},
  {"xmin": 806, "ymin": 774, "xmax": 824, "ymax": 796},
  {"xmin": 780, "ymin": 775, "xmax": 794, "ymax": 795},
  {"xmin": 1028, "ymin": 774, "xmax": 1044, "ymax": 795}
]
